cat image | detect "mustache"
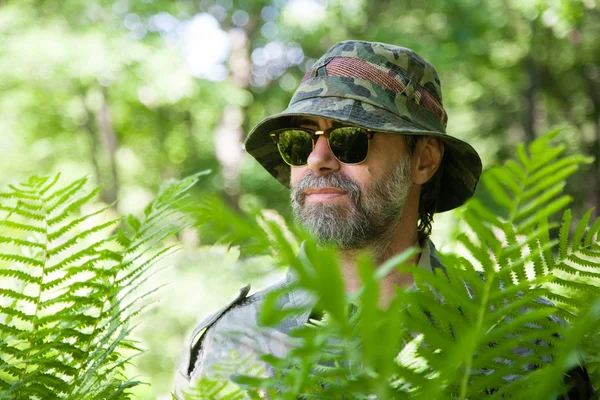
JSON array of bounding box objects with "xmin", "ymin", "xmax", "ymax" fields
[{"xmin": 291, "ymin": 172, "xmax": 361, "ymax": 205}]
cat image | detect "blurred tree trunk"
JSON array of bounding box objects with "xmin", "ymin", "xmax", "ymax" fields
[
  {"xmin": 584, "ymin": 64, "xmax": 600, "ymax": 217},
  {"xmin": 595, "ymin": 116, "xmax": 600, "ymax": 218},
  {"xmin": 81, "ymin": 87, "xmax": 120, "ymax": 206},
  {"xmin": 523, "ymin": 55, "xmax": 539, "ymax": 144},
  {"xmin": 96, "ymin": 87, "xmax": 119, "ymax": 205},
  {"xmin": 82, "ymin": 96, "xmax": 103, "ymax": 198},
  {"xmin": 184, "ymin": 109, "xmax": 195, "ymax": 165},
  {"xmin": 214, "ymin": 28, "xmax": 252, "ymax": 210}
]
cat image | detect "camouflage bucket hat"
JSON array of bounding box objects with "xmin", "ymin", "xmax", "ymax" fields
[{"xmin": 244, "ymin": 40, "xmax": 482, "ymax": 212}]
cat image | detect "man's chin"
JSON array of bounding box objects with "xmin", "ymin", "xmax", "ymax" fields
[
  {"xmin": 299, "ymin": 202, "xmax": 353, "ymax": 221},
  {"xmin": 296, "ymin": 204, "xmax": 367, "ymax": 248}
]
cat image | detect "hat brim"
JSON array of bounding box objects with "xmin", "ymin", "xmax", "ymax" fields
[{"xmin": 244, "ymin": 96, "xmax": 482, "ymax": 212}]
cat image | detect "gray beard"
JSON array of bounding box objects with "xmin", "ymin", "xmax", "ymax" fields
[{"xmin": 291, "ymin": 157, "xmax": 412, "ymax": 250}]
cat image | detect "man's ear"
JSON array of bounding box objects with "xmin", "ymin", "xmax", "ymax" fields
[{"xmin": 410, "ymin": 137, "xmax": 444, "ymax": 185}]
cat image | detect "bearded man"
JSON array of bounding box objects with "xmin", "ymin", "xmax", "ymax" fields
[
  {"xmin": 173, "ymin": 39, "xmax": 486, "ymax": 397},
  {"xmin": 173, "ymin": 39, "xmax": 598, "ymax": 400}
]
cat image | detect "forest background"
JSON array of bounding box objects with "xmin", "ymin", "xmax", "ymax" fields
[{"xmin": 1, "ymin": 0, "xmax": 599, "ymax": 398}]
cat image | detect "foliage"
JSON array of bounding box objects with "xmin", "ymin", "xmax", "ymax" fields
[
  {"xmin": 0, "ymin": 172, "xmax": 203, "ymax": 398},
  {"xmin": 1, "ymin": 0, "xmax": 599, "ymax": 397},
  {"xmin": 182, "ymin": 132, "xmax": 599, "ymax": 399},
  {"xmin": 1, "ymin": 0, "xmax": 598, "ymax": 219}
]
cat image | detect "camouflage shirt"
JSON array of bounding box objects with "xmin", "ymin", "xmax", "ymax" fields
[{"xmin": 173, "ymin": 239, "xmax": 442, "ymax": 398}]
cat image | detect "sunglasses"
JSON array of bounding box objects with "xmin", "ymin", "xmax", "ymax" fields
[{"xmin": 269, "ymin": 126, "xmax": 376, "ymax": 167}]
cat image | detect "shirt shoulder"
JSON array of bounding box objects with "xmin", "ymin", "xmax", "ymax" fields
[
  {"xmin": 173, "ymin": 285, "xmax": 251, "ymax": 396},
  {"xmin": 174, "ymin": 277, "xmax": 302, "ymax": 398}
]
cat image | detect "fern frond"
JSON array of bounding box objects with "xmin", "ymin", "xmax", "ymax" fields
[
  {"xmin": 551, "ymin": 277, "xmax": 600, "ymax": 294},
  {"xmin": 0, "ymin": 253, "xmax": 43, "ymax": 267},
  {"xmin": 518, "ymin": 195, "xmax": 572, "ymax": 233},
  {"xmin": 0, "ymin": 236, "xmax": 44, "ymax": 250},
  {"xmin": 47, "ymin": 187, "xmax": 104, "ymax": 226},
  {"xmin": 39, "ymin": 294, "xmax": 106, "ymax": 311},
  {"xmin": 44, "ymin": 177, "xmax": 87, "ymax": 211},
  {"xmin": 124, "ymin": 224, "xmax": 181, "ymax": 255},
  {"xmin": 456, "ymin": 233, "xmax": 496, "ymax": 273},
  {"xmin": 514, "ymin": 182, "xmax": 567, "ymax": 223},
  {"xmin": 0, "ymin": 288, "xmax": 37, "ymax": 303},
  {"xmin": 532, "ymin": 218, "xmax": 553, "ymax": 276},
  {"xmin": 0, "ymin": 173, "xmax": 201, "ymax": 398},
  {"xmin": 115, "ymin": 245, "xmax": 177, "ymax": 287},
  {"xmin": 47, "ymin": 204, "xmax": 118, "ymax": 241},
  {"xmin": 584, "ymin": 216, "xmax": 600, "ymax": 247},
  {"xmin": 47, "ymin": 229, "xmax": 117, "ymax": 257},
  {"xmin": 0, "ymin": 306, "xmax": 33, "ymax": 323},
  {"xmin": 38, "ymin": 173, "xmax": 61, "ymax": 196},
  {"xmin": 516, "ymin": 299, "xmax": 600, "ymax": 399},
  {"xmin": 73, "ymin": 325, "xmax": 135, "ymax": 394},
  {"xmin": 481, "ymin": 167, "xmax": 515, "ymax": 210},
  {"xmin": 565, "ymin": 254, "xmax": 600, "ymax": 273},
  {"xmin": 46, "ymin": 241, "xmax": 120, "ymax": 273},
  {"xmin": 0, "ymin": 220, "xmax": 45, "ymax": 233},
  {"xmin": 571, "ymin": 209, "xmax": 593, "ymax": 254},
  {"xmin": 0, "ymin": 205, "xmax": 45, "ymax": 221},
  {"xmin": 522, "ymin": 167, "xmax": 577, "ymax": 204},
  {"xmin": 0, "ymin": 191, "xmax": 39, "ymax": 202},
  {"xmin": 527, "ymin": 155, "xmax": 590, "ymax": 190},
  {"xmin": 0, "ymin": 269, "xmax": 41, "ymax": 284}
]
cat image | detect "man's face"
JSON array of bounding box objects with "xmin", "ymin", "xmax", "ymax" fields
[{"xmin": 290, "ymin": 117, "xmax": 414, "ymax": 249}]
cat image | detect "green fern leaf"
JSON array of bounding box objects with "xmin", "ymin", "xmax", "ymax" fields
[
  {"xmin": 0, "ymin": 288, "xmax": 36, "ymax": 303},
  {"xmin": 43, "ymin": 177, "xmax": 87, "ymax": 211},
  {"xmin": 0, "ymin": 236, "xmax": 44, "ymax": 250},
  {"xmin": 47, "ymin": 204, "xmax": 115, "ymax": 241},
  {"xmin": 0, "ymin": 205, "xmax": 45, "ymax": 221},
  {"xmin": 38, "ymin": 173, "xmax": 61, "ymax": 196},
  {"xmin": 0, "ymin": 220, "xmax": 45, "ymax": 233},
  {"xmin": 584, "ymin": 216, "xmax": 600, "ymax": 248},
  {"xmin": 0, "ymin": 191, "xmax": 39, "ymax": 202},
  {"xmin": 515, "ymin": 142, "xmax": 531, "ymax": 170},
  {"xmin": 514, "ymin": 182, "xmax": 566, "ymax": 223},
  {"xmin": 526, "ymin": 155, "xmax": 591, "ymax": 192},
  {"xmin": 47, "ymin": 187, "xmax": 104, "ymax": 226},
  {"xmin": 0, "ymin": 253, "xmax": 43, "ymax": 267},
  {"xmin": 571, "ymin": 209, "xmax": 593, "ymax": 254},
  {"xmin": 518, "ymin": 195, "xmax": 572, "ymax": 233},
  {"xmin": 0, "ymin": 173, "xmax": 201, "ymax": 398},
  {"xmin": 482, "ymin": 167, "xmax": 515, "ymax": 210},
  {"xmin": 522, "ymin": 166, "xmax": 577, "ymax": 202},
  {"xmin": 0, "ymin": 306, "xmax": 32, "ymax": 323},
  {"xmin": 0, "ymin": 269, "xmax": 41, "ymax": 284}
]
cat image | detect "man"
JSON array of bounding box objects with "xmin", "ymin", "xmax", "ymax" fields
[
  {"xmin": 174, "ymin": 40, "xmax": 482, "ymax": 397},
  {"xmin": 175, "ymin": 40, "xmax": 591, "ymax": 398}
]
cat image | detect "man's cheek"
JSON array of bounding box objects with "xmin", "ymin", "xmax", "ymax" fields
[{"xmin": 290, "ymin": 167, "xmax": 308, "ymax": 187}]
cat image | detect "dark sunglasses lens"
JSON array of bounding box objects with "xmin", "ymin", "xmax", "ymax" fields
[
  {"xmin": 329, "ymin": 127, "xmax": 369, "ymax": 164},
  {"xmin": 277, "ymin": 129, "xmax": 313, "ymax": 166}
]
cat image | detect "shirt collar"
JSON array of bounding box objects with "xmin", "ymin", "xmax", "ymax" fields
[{"xmin": 417, "ymin": 237, "xmax": 435, "ymax": 273}]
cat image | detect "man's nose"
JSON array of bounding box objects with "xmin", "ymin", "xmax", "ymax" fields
[{"xmin": 306, "ymin": 135, "xmax": 340, "ymax": 176}]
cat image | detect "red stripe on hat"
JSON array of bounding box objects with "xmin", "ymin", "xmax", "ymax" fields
[
  {"xmin": 416, "ymin": 86, "xmax": 448, "ymax": 126},
  {"xmin": 327, "ymin": 57, "xmax": 406, "ymax": 93},
  {"xmin": 320, "ymin": 57, "xmax": 447, "ymax": 127}
]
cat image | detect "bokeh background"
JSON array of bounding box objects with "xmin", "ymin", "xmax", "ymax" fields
[{"xmin": 1, "ymin": 0, "xmax": 599, "ymax": 398}]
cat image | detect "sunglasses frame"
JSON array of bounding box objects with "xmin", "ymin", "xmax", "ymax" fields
[{"xmin": 269, "ymin": 125, "xmax": 376, "ymax": 167}]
